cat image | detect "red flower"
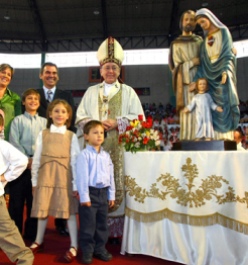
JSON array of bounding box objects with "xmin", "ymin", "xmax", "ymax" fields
[
  {"xmin": 138, "ymin": 114, "xmax": 143, "ymax": 121},
  {"xmin": 142, "ymin": 120, "xmax": 153, "ymax": 128},
  {"xmin": 118, "ymin": 116, "xmax": 160, "ymax": 153},
  {"xmin": 143, "ymin": 137, "xmax": 149, "ymax": 144},
  {"xmin": 133, "ymin": 129, "xmax": 139, "ymax": 137}
]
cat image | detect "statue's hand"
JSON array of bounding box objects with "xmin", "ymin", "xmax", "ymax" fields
[
  {"xmin": 183, "ymin": 107, "xmax": 189, "ymax": 113},
  {"xmin": 189, "ymin": 82, "xmax": 196, "ymax": 92},
  {"xmin": 232, "ymin": 47, "xmax": 237, "ymax": 56},
  {"xmin": 192, "ymin": 57, "xmax": 200, "ymax": 66},
  {"xmin": 221, "ymin": 73, "xmax": 227, "ymax": 84},
  {"xmin": 216, "ymin": 106, "xmax": 223, "ymax": 113}
]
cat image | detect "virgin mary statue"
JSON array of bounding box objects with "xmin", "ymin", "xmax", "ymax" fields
[{"xmin": 194, "ymin": 8, "xmax": 240, "ymax": 140}]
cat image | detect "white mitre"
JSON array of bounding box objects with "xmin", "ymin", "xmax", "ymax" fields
[{"xmin": 97, "ymin": 36, "xmax": 124, "ymax": 67}]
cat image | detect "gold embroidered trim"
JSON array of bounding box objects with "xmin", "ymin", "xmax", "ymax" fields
[
  {"xmin": 99, "ymin": 87, "xmax": 124, "ymax": 213},
  {"xmin": 124, "ymin": 157, "xmax": 248, "ymax": 233},
  {"xmin": 125, "ymin": 207, "xmax": 248, "ymax": 235},
  {"xmin": 125, "ymin": 157, "xmax": 248, "ymax": 206},
  {"xmin": 209, "ymin": 54, "xmax": 220, "ymax": 60}
]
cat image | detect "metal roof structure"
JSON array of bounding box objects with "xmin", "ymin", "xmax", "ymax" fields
[{"xmin": 0, "ymin": 0, "xmax": 247, "ymax": 53}]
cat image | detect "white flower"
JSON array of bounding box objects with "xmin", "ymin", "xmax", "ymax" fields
[
  {"xmin": 153, "ymin": 130, "xmax": 159, "ymax": 136},
  {"xmin": 141, "ymin": 132, "xmax": 146, "ymax": 137},
  {"xmin": 155, "ymin": 140, "xmax": 161, "ymax": 146}
]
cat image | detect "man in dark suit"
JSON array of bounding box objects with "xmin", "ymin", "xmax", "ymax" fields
[
  {"xmin": 37, "ymin": 62, "xmax": 76, "ymax": 132},
  {"xmin": 37, "ymin": 62, "xmax": 76, "ymax": 235}
]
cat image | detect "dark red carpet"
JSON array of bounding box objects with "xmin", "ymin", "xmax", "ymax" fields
[{"xmin": 0, "ymin": 216, "xmax": 183, "ymax": 265}]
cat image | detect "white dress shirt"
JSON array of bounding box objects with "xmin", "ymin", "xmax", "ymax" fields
[
  {"xmin": 0, "ymin": 139, "xmax": 28, "ymax": 196},
  {"xmin": 43, "ymin": 86, "xmax": 56, "ymax": 101}
]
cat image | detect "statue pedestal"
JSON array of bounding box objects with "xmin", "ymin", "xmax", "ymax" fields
[{"xmin": 172, "ymin": 140, "xmax": 237, "ymax": 151}]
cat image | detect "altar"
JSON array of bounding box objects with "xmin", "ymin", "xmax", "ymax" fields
[{"xmin": 120, "ymin": 151, "xmax": 248, "ymax": 265}]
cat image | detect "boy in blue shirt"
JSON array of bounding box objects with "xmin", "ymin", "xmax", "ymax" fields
[
  {"xmin": 9, "ymin": 88, "xmax": 47, "ymax": 241},
  {"xmin": 76, "ymin": 120, "xmax": 115, "ymax": 264}
]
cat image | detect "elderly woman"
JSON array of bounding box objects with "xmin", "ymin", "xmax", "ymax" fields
[
  {"xmin": 193, "ymin": 8, "xmax": 239, "ymax": 140},
  {"xmin": 0, "ymin": 63, "xmax": 21, "ymax": 141},
  {"xmin": 75, "ymin": 37, "xmax": 144, "ymax": 245}
]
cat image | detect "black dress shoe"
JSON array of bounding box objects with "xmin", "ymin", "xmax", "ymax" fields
[
  {"xmin": 57, "ymin": 227, "xmax": 69, "ymax": 236},
  {"xmin": 23, "ymin": 234, "xmax": 36, "ymax": 242},
  {"xmin": 108, "ymin": 238, "xmax": 120, "ymax": 245},
  {"xmin": 93, "ymin": 250, "xmax": 112, "ymax": 261},
  {"xmin": 82, "ymin": 252, "xmax": 93, "ymax": 264}
]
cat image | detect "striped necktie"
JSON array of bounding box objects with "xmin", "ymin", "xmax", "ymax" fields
[{"xmin": 47, "ymin": 90, "xmax": 53, "ymax": 102}]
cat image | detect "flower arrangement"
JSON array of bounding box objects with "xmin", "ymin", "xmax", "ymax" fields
[{"xmin": 119, "ymin": 115, "xmax": 160, "ymax": 153}]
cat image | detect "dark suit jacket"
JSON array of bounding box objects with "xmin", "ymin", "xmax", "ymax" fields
[{"xmin": 37, "ymin": 88, "xmax": 76, "ymax": 132}]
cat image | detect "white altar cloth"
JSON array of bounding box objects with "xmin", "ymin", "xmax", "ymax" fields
[{"xmin": 121, "ymin": 151, "xmax": 248, "ymax": 265}]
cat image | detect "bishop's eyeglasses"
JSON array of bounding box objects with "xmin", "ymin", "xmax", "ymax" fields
[{"xmin": 101, "ymin": 66, "xmax": 120, "ymax": 72}]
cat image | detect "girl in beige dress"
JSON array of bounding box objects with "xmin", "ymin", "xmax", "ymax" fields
[{"xmin": 30, "ymin": 99, "xmax": 80, "ymax": 263}]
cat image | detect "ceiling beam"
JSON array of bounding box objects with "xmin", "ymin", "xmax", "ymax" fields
[
  {"xmin": 27, "ymin": 0, "xmax": 47, "ymax": 51},
  {"xmin": 168, "ymin": 0, "xmax": 180, "ymax": 45},
  {"xmin": 101, "ymin": 0, "xmax": 108, "ymax": 39},
  {"xmin": 1, "ymin": 27, "xmax": 248, "ymax": 53}
]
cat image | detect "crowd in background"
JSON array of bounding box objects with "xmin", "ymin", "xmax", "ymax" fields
[{"xmin": 142, "ymin": 101, "xmax": 248, "ymax": 151}]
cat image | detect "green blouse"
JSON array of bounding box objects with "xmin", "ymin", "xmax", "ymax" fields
[{"xmin": 0, "ymin": 88, "xmax": 22, "ymax": 141}]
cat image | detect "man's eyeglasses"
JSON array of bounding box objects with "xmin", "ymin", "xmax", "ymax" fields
[{"xmin": 101, "ymin": 66, "xmax": 120, "ymax": 72}]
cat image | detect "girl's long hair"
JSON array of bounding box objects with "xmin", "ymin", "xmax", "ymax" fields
[{"xmin": 46, "ymin": 99, "xmax": 72, "ymax": 128}]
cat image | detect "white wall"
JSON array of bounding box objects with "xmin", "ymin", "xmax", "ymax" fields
[{"xmin": 8, "ymin": 58, "xmax": 248, "ymax": 106}]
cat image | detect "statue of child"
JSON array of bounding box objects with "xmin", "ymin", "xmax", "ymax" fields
[{"xmin": 184, "ymin": 78, "xmax": 223, "ymax": 140}]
